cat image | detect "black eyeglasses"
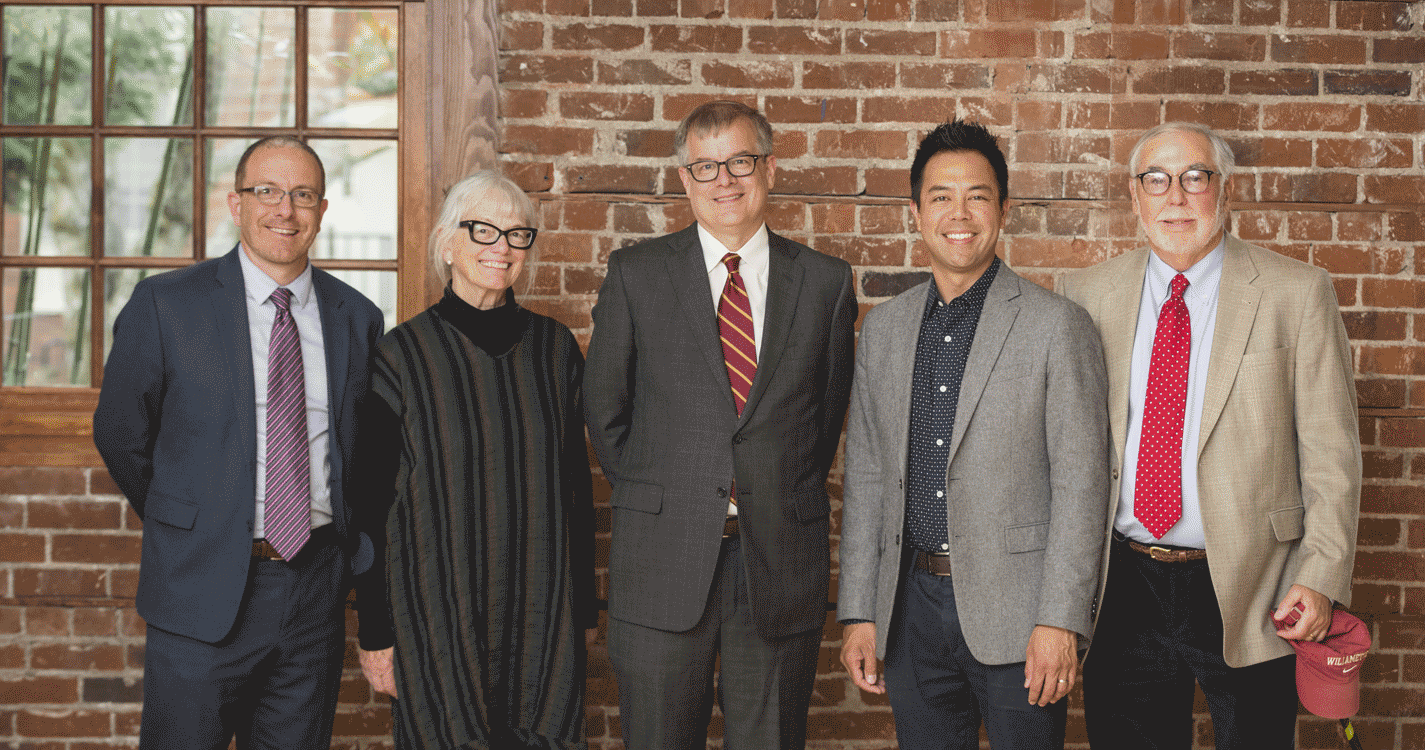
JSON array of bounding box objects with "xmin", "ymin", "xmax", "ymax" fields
[
  {"xmin": 1135, "ymin": 169, "xmax": 1218, "ymax": 196},
  {"xmin": 459, "ymin": 220, "xmax": 537, "ymax": 249},
  {"xmin": 237, "ymin": 185, "xmax": 323, "ymax": 208},
  {"xmin": 683, "ymin": 154, "xmax": 765, "ymax": 182}
]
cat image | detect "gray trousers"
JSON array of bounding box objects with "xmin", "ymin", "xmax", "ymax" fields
[{"xmin": 607, "ymin": 535, "xmax": 822, "ymax": 750}]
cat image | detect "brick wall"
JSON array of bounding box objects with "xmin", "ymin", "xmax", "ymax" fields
[{"xmin": 3, "ymin": 0, "xmax": 1423, "ymax": 748}]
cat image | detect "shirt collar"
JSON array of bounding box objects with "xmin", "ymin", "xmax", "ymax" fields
[
  {"xmin": 924, "ymin": 256, "xmax": 1001, "ymax": 313},
  {"xmin": 1145, "ymin": 235, "xmax": 1225, "ymax": 304},
  {"xmin": 237, "ymin": 243, "xmax": 315, "ymax": 308},
  {"xmin": 700, "ymin": 223, "xmax": 770, "ymax": 274}
]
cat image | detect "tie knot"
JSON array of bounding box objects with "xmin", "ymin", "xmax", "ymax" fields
[
  {"xmin": 271, "ymin": 287, "xmax": 293, "ymax": 313},
  {"xmin": 722, "ymin": 252, "xmax": 741, "ymax": 275},
  {"xmin": 1169, "ymin": 273, "xmax": 1189, "ymax": 299}
]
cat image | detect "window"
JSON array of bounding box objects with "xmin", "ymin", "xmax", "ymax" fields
[{"xmin": 2, "ymin": 3, "xmax": 404, "ymax": 391}]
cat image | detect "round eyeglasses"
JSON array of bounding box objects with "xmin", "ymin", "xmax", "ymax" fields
[
  {"xmin": 237, "ymin": 185, "xmax": 323, "ymax": 208},
  {"xmin": 459, "ymin": 220, "xmax": 537, "ymax": 249},
  {"xmin": 683, "ymin": 155, "xmax": 765, "ymax": 183},
  {"xmin": 1135, "ymin": 169, "xmax": 1217, "ymax": 196}
]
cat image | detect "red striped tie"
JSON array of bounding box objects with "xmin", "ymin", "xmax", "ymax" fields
[
  {"xmin": 263, "ymin": 287, "xmax": 311, "ymax": 560},
  {"xmin": 717, "ymin": 253, "xmax": 757, "ymax": 415},
  {"xmin": 1134, "ymin": 273, "xmax": 1190, "ymax": 539}
]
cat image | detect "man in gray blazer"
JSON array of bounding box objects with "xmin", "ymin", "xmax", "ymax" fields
[
  {"xmin": 837, "ymin": 120, "xmax": 1109, "ymax": 749},
  {"xmin": 585, "ymin": 100, "xmax": 855, "ymax": 749}
]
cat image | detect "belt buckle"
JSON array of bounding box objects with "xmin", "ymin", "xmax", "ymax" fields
[{"xmin": 1148, "ymin": 546, "xmax": 1177, "ymax": 563}]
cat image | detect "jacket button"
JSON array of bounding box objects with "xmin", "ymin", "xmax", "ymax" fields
[
  {"xmin": 1112, "ymin": 469, "xmax": 1120, "ymax": 480},
  {"xmin": 718, "ymin": 487, "xmax": 728, "ymax": 498}
]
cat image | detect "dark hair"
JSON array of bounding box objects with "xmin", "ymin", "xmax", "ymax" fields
[
  {"xmin": 234, "ymin": 136, "xmax": 326, "ymax": 194},
  {"xmin": 910, "ymin": 120, "xmax": 1008, "ymax": 208},
  {"xmin": 674, "ymin": 100, "xmax": 774, "ymax": 164}
]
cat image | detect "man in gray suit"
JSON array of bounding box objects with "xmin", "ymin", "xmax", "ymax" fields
[
  {"xmin": 837, "ymin": 120, "xmax": 1109, "ymax": 749},
  {"xmin": 585, "ymin": 100, "xmax": 855, "ymax": 750}
]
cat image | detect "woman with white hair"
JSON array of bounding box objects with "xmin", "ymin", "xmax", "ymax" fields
[{"xmin": 352, "ymin": 170, "xmax": 595, "ymax": 749}]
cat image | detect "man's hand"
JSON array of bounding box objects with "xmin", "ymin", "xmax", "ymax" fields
[
  {"xmin": 359, "ymin": 646, "xmax": 398, "ymax": 698},
  {"xmin": 839, "ymin": 622, "xmax": 885, "ymax": 695},
  {"xmin": 1024, "ymin": 625, "xmax": 1077, "ymax": 706},
  {"xmin": 1273, "ymin": 584, "xmax": 1332, "ymax": 642}
]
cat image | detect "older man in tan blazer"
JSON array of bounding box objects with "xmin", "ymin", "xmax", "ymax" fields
[{"xmin": 1059, "ymin": 122, "xmax": 1360, "ymax": 750}]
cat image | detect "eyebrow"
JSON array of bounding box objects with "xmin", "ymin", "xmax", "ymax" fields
[
  {"xmin": 925, "ymin": 183, "xmax": 995, "ymax": 194},
  {"xmin": 1141, "ymin": 162, "xmax": 1213, "ymax": 173}
]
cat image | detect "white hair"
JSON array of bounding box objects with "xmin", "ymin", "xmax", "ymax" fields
[
  {"xmin": 1128, "ymin": 122, "xmax": 1237, "ymax": 180},
  {"xmin": 429, "ymin": 170, "xmax": 539, "ymax": 287}
]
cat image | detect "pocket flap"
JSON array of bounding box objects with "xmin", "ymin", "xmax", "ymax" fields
[
  {"xmin": 1005, "ymin": 521, "xmax": 1049, "ymax": 553},
  {"xmin": 145, "ymin": 492, "xmax": 198, "ymax": 530},
  {"xmin": 1268, "ymin": 505, "xmax": 1305, "ymax": 542},
  {"xmin": 610, "ymin": 480, "xmax": 663, "ymax": 514}
]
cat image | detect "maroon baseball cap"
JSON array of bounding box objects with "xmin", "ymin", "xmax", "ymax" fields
[{"xmin": 1271, "ymin": 606, "xmax": 1371, "ymax": 719}]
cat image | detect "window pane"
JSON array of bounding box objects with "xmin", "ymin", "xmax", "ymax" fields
[
  {"xmin": 205, "ymin": 7, "xmax": 295, "ymax": 128},
  {"xmin": 308, "ymin": 9, "xmax": 398, "ymax": 129},
  {"xmin": 326, "ymin": 269, "xmax": 396, "ymax": 332},
  {"xmin": 2, "ymin": 137, "xmax": 92, "ymax": 257},
  {"xmin": 2, "ymin": 6, "xmax": 92, "ymax": 126},
  {"xmin": 204, "ymin": 137, "xmax": 250, "ymax": 257},
  {"xmin": 309, "ymin": 139, "xmax": 397, "ymax": 261},
  {"xmin": 2, "ymin": 267, "xmax": 91, "ymax": 386},
  {"xmin": 105, "ymin": 138, "xmax": 194, "ymax": 257},
  {"xmin": 103, "ymin": 267, "xmax": 157, "ymax": 365},
  {"xmin": 104, "ymin": 7, "xmax": 195, "ymax": 127}
]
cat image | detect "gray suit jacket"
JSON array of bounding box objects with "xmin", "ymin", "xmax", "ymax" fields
[
  {"xmin": 1060, "ymin": 235, "xmax": 1360, "ymax": 667},
  {"xmin": 585, "ymin": 224, "xmax": 856, "ymax": 639},
  {"xmin": 837, "ymin": 263, "xmax": 1110, "ymax": 665}
]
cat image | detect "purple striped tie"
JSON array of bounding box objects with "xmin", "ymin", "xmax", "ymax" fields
[{"xmin": 264, "ymin": 287, "xmax": 311, "ymax": 560}]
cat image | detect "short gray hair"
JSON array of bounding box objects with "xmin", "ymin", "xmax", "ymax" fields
[
  {"xmin": 1128, "ymin": 122, "xmax": 1236, "ymax": 181},
  {"xmin": 429, "ymin": 170, "xmax": 538, "ymax": 287},
  {"xmin": 674, "ymin": 100, "xmax": 774, "ymax": 164}
]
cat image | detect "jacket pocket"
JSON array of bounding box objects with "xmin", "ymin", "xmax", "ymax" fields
[
  {"xmin": 145, "ymin": 492, "xmax": 198, "ymax": 530},
  {"xmin": 1268, "ymin": 505, "xmax": 1305, "ymax": 542},
  {"xmin": 610, "ymin": 480, "xmax": 663, "ymax": 514},
  {"xmin": 1004, "ymin": 521, "xmax": 1049, "ymax": 553}
]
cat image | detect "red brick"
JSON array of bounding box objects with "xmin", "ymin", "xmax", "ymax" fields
[
  {"xmin": 1318, "ymin": 138, "xmax": 1414, "ymax": 170},
  {"xmin": 0, "ymin": 533, "xmax": 45, "ymax": 562},
  {"xmin": 1374, "ymin": 37, "xmax": 1425, "ymax": 64},
  {"xmin": 499, "ymin": 125, "xmax": 594, "ymax": 156},
  {"xmin": 747, "ymin": 25, "xmax": 838, "ymax": 55},
  {"xmin": 1164, "ymin": 101, "xmax": 1258, "ymax": 132},
  {"xmin": 617, "ymin": 130, "xmax": 672, "ymax": 160},
  {"xmin": 1073, "ymin": 30, "xmax": 1168, "ymax": 59},
  {"xmin": 776, "ymin": 0, "xmax": 818, "ymax": 18},
  {"xmin": 1365, "ymin": 176, "xmax": 1425, "ymax": 205},
  {"xmin": 1359, "ymin": 516, "xmax": 1403, "ymax": 546},
  {"xmin": 1230, "ymin": 136, "xmax": 1312, "ymax": 168},
  {"xmin": 865, "ymin": 0, "xmax": 909, "ymax": 21},
  {"xmin": 1356, "ymin": 551, "xmax": 1425, "ymax": 582},
  {"xmin": 499, "ymin": 20, "xmax": 542, "ymax": 51},
  {"xmin": 1011, "ymin": 64, "xmax": 1123, "ymax": 95},
  {"xmin": 700, "ymin": 60, "xmax": 792, "ymax": 89},
  {"xmin": 72, "ymin": 607, "xmax": 118, "ymax": 637},
  {"xmin": 862, "ymin": 96, "xmax": 956, "ymax": 124},
  {"xmin": 649, "ymin": 25, "xmax": 741, "ymax": 53},
  {"xmin": 1287, "ymin": 0, "xmax": 1330, "ymax": 28},
  {"xmin": 552, "ymin": 22, "xmax": 642, "ymax": 50},
  {"xmin": 1271, "ymin": 34, "xmax": 1367, "ymax": 64},
  {"xmin": 1016, "ymin": 102, "xmax": 1061, "ymax": 131},
  {"xmin": 1262, "ymin": 103, "xmax": 1361, "ymax": 133},
  {"xmin": 817, "ymin": 0, "xmax": 863, "ymax": 20},
  {"xmin": 1381, "ymin": 420, "xmax": 1425, "ymax": 449},
  {"xmin": 817, "ymin": 236, "xmax": 907, "ymax": 266},
  {"xmin": 1337, "ymin": 1, "xmax": 1411, "ymax": 31},
  {"xmin": 680, "ymin": 0, "xmax": 720, "ymax": 17},
  {"xmin": 762, "ymin": 96, "xmax": 856, "ymax": 124},
  {"xmin": 500, "ymin": 89, "xmax": 547, "ymax": 119},
  {"xmin": 777, "ymin": 166, "xmax": 858, "ymax": 196},
  {"xmin": 1317, "ymin": 245, "xmax": 1405, "ymax": 275},
  {"xmin": 32, "ymin": 644, "xmax": 125, "ymax": 671},
  {"xmin": 900, "ymin": 63, "xmax": 990, "ymax": 90},
  {"xmin": 1357, "ymin": 378, "xmax": 1407, "ymax": 409},
  {"xmin": 1351, "ymin": 582, "xmax": 1402, "ymax": 613},
  {"xmin": 1188, "ymin": 0, "xmax": 1231, "ymax": 24},
  {"xmin": 17, "ymin": 709, "xmax": 111, "ymax": 737},
  {"xmin": 13, "ymin": 569, "xmax": 106, "ymax": 598},
  {"xmin": 1359, "ymin": 345, "xmax": 1425, "ymax": 378},
  {"xmin": 560, "ymin": 92, "xmax": 653, "ymax": 122},
  {"xmin": 0, "ymin": 467, "xmax": 86, "ymax": 495},
  {"xmin": 802, "ymin": 62, "xmax": 896, "ymax": 90},
  {"xmin": 813, "ymin": 131, "xmax": 906, "ymax": 160},
  {"xmin": 499, "ymin": 54, "xmax": 593, "ymax": 85},
  {"xmin": 597, "ymin": 59, "xmax": 691, "ymax": 85},
  {"xmin": 27, "ymin": 499, "xmax": 124, "ymax": 530},
  {"xmin": 50, "ymin": 534, "xmax": 141, "ymax": 564},
  {"xmin": 1326, "ymin": 70, "xmax": 1412, "ymax": 97},
  {"xmin": 846, "ymin": 29, "xmax": 935, "ymax": 56},
  {"xmin": 1016, "ymin": 133, "xmax": 1111, "ymax": 165},
  {"xmin": 1241, "ymin": 0, "xmax": 1280, "ymax": 25},
  {"xmin": 959, "ymin": 97, "xmax": 1013, "ymax": 126},
  {"xmin": 1233, "ymin": 211, "xmax": 1281, "ymax": 241},
  {"xmin": 1134, "ymin": 66, "xmax": 1226, "ymax": 95},
  {"xmin": 0, "ymin": 676, "xmax": 78, "ymax": 704},
  {"xmin": 944, "ymin": 28, "xmax": 1037, "ymax": 58},
  {"xmin": 865, "ymin": 168, "xmax": 908, "ymax": 198},
  {"xmin": 809, "ymin": 204, "xmax": 854, "ymax": 234},
  {"xmin": 1388, "ymin": 212, "xmax": 1425, "ymax": 242},
  {"xmin": 1174, "ymin": 31, "xmax": 1265, "ymax": 61},
  {"xmin": 591, "ymin": 0, "xmax": 631, "ymax": 13},
  {"xmin": 913, "ymin": 0, "xmax": 957, "ymax": 21},
  {"xmin": 564, "ymin": 166, "xmax": 657, "ymax": 194},
  {"xmin": 1367, "ymin": 103, "xmax": 1425, "ymax": 134},
  {"xmin": 860, "ymin": 205, "xmax": 906, "ymax": 234},
  {"xmin": 1259, "ymin": 172, "xmax": 1356, "ymax": 203},
  {"xmin": 1229, "ymin": 69, "xmax": 1318, "ymax": 96}
]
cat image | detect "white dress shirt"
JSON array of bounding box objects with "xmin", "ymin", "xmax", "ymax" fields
[
  {"xmin": 238, "ymin": 246, "xmax": 332, "ymax": 538},
  {"xmin": 1117, "ymin": 236, "xmax": 1226, "ymax": 548}
]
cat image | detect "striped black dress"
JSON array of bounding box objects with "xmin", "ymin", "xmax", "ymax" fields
[{"xmin": 354, "ymin": 288, "xmax": 595, "ymax": 749}]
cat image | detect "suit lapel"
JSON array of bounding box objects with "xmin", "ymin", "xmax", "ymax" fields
[
  {"xmin": 885, "ymin": 283, "xmax": 928, "ymax": 482},
  {"xmin": 740, "ymin": 233, "xmax": 803, "ymax": 424},
  {"xmin": 947, "ymin": 263, "xmax": 1019, "ymax": 461},
  {"xmin": 1197, "ymin": 236, "xmax": 1260, "ymax": 457},
  {"xmin": 313, "ymin": 270, "xmax": 349, "ymax": 434},
  {"xmin": 666, "ymin": 226, "xmax": 738, "ymax": 413},
  {"xmin": 212, "ymin": 247, "xmax": 258, "ymax": 472},
  {"xmin": 1100, "ymin": 249, "xmax": 1149, "ymax": 462}
]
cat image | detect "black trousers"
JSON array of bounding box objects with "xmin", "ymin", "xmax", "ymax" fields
[
  {"xmin": 1084, "ymin": 537, "xmax": 1297, "ymax": 750},
  {"xmin": 884, "ymin": 565, "xmax": 1067, "ymax": 750},
  {"xmin": 139, "ymin": 540, "xmax": 346, "ymax": 750}
]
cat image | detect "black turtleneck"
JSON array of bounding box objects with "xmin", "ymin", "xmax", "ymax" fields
[{"xmin": 431, "ymin": 285, "xmax": 529, "ymax": 356}]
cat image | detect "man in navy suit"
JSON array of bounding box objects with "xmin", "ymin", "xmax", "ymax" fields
[{"xmin": 94, "ymin": 136, "xmax": 383, "ymax": 750}]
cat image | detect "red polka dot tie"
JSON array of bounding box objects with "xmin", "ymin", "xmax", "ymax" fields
[
  {"xmin": 717, "ymin": 253, "xmax": 757, "ymax": 415},
  {"xmin": 1134, "ymin": 273, "xmax": 1190, "ymax": 539}
]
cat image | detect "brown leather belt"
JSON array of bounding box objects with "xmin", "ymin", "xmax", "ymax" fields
[
  {"xmin": 722, "ymin": 515, "xmax": 740, "ymax": 539},
  {"xmin": 1120, "ymin": 535, "xmax": 1207, "ymax": 563},
  {"xmin": 252, "ymin": 523, "xmax": 337, "ymax": 561},
  {"xmin": 913, "ymin": 550, "xmax": 953, "ymax": 576}
]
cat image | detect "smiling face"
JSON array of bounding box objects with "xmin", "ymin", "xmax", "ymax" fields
[
  {"xmin": 443, "ymin": 197, "xmax": 529, "ymax": 310},
  {"xmin": 227, "ymin": 144, "xmax": 327, "ymax": 285},
  {"xmin": 911, "ymin": 149, "xmax": 1006, "ymax": 299},
  {"xmin": 1131, "ymin": 129, "xmax": 1231, "ymax": 271},
  {"xmin": 678, "ymin": 116, "xmax": 776, "ymax": 252}
]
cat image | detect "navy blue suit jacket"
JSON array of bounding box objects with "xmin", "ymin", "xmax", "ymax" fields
[{"xmin": 94, "ymin": 247, "xmax": 383, "ymax": 643}]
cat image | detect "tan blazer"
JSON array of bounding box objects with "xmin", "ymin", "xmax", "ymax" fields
[{"xmin": 1060, "ymin": 235, "xmax": 1360, "ymax": 668}]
